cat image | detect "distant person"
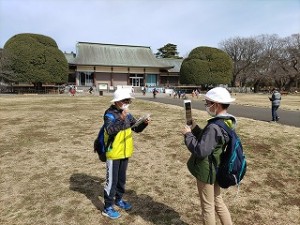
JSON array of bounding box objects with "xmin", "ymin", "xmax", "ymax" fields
[
  {"xmin": 152, "ymin": 88, "xmax": 158, "ymax": 98},
  {"xmin": 195, "ymin": 89, "xmax": 200, "ymax": 98},
  {"xmin": 70, "ymin": 85, "xmax": 76, "ymax": 96},
  {"xmin": 173, "ymin": 90, "xmax": 178, "ymax": 98},
  {"xmin": 141, "ymin": 86, "xmax": 146, "ymax": 96},
  {"xmin": 181, "ymin": 87, "xmax": 234, "ymax": 225},
  {"xmin": 88, "ymin": 86, "xmax": 93, "ymax": 94},
  {"xmin": 178, "ymin": 90, "xmax": 181, "ymax": 99},
  {"xmin": 192, "ymin": 90, "xmax": 195, "ymax": 98},
  {"xmin": 181, "ymin": 91, "xmax": 186, "ymax": 99},
  {"xmin": 269, "ymin": 88, "xmax": 281, "ymax": 122},
  {"xmin": 101, "ymin": 88, "xmax": 150, "ymax": 219}
]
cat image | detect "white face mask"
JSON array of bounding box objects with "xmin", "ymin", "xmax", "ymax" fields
[
  {"xmin": 205, "ymin": 103, "xmax": 217, "ymax": 117},
  {"xmin": 120, "ymin": 104, "xmax": 129, "ymax": 110}
]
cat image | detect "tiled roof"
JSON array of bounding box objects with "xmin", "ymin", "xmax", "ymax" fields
[
  {"xmin": 72, "ymin": 42, "xmax": 173, "ymax": 69},
  {"xmin": 158, "ymin": 58, "xmax": 183, "ymax": 73},
  {"xmin": 64, "ymin": 52, "xmax": 76, "ymax": 64}
]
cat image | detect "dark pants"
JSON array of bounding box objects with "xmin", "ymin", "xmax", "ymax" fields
[
  {"xmin": 104, "ymin": 158, "xmax": 128, "ymax": 208},
  {"xmin": 272, "ymin": 105, "xmax": 279, "ymax": 121}
]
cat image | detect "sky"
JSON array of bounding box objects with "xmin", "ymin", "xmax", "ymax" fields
[{"xmin": 0, "ymin": 0, "xmax": 299, "ymax": 57}]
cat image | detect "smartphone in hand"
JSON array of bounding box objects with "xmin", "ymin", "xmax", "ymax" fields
[{"xmin": 184, "ymin": 100, "xmax": 192, "ymax": 126}]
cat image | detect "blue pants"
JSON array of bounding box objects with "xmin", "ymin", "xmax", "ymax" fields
[
  {"xmin": 271, "ymin": 105, "xmax": 279, "ymax": 121},
  {"xmin": 104, "ymin": 158, "xmax": 128, "ymax": 208}
]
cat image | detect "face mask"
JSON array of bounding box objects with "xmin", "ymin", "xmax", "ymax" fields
[
  {"xmin": 120, "ymin": 104, "xmax": 129, "ymax": 110},
  {"xmin": 205, "ymin": 103, "xmax": 217, "ymax": 117}
]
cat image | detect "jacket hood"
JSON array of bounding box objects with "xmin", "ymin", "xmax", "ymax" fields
[{"xmin": 208, "ymin": 113, "xmax": 237, "ymax": 129}]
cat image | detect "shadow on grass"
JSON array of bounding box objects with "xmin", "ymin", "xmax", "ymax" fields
[
  {"xmin": 69, "ymin": 173, "xmax": 188, "ymax": 225},
  {"xmin": 69, "ymin": 173, "xmax": 104, "ymax": 210}
]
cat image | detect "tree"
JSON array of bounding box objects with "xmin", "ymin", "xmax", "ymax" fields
[
  {"xmin": 0, "ymin": 48, "xmax": 16, "ymax": 83},
  {"xmin": 155, "ymin": 43, "xmax": 183, "ymax": 59},
  {"xmin": 219, "ymin": 37, "xmax": 262, "ymax": 87},
  {"xmin": 247, "ymin": 34, "xmax": 278, "ymax": 92},
  {"xmin": 276, "ymin": 34, "xmax": 300, "ymax": 90},
  {"xmin": 179, "ymin": 46, "xmax": 233, "ymax": 86},
  {"xmin": 4, "ymin": 33, "xmax": 68, "ymax": 89},
  {"xmin": 220, "ymin": 34, "xmax": 300, "ymax": 92}
]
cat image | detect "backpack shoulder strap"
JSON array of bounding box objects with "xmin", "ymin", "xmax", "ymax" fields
[
  {"xmin": 210, "ymin": 119, "xmax": 233, "ymax": 137},
  {"xmin": 208, "ymin": 119, "xmax": 232, "ymax": 184}
]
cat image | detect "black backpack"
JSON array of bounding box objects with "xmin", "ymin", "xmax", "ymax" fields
[
  {"xmin": 209, "ymin": 119, "xmax": 247, "ymax": 188},
  {"xmin": 94, "ymin": 113, "xmax": 115, "ymax": 162}
]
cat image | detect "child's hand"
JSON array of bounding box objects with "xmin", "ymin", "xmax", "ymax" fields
[
  {"xmin": 182, "ymin": 125, "xmax": 191, "ymax": 135},
  {"xmin": 144, "ymin": 116, "xmax": 151, "ymax": 124}
]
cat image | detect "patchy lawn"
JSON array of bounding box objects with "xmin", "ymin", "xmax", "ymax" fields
[{"xmin": 0, "ymin": 95, "xmax": 299, "ymax": 225}]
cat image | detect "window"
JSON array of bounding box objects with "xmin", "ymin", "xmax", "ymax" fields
[
  {"xmin": 146, "ymin": 74, "xmax": 157, "ymax": 86},
  {"xmin": 79, "ymin": 72, "xmax": 94, "ymax": 86}
]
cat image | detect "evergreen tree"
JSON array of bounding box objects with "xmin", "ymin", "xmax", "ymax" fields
[
  {"xmin": 155, "ymin": 43, "xmax": 182, "ymax": 59},
  {"xmin": 4, "ymin": 33, "xmax": 68, "ymax": 89},
  {"xmin": 180, "ymin": 46, "xmax": 233, "ymax": 85}
]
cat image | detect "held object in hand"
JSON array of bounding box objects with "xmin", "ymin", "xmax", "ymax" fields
[
  {"xmin": 184, "ymin": 100, "xmax": 192, "ymax": 126},
  {"xmin": 131, "ymin": 113, "xmax": 151, "ymax": 128}
]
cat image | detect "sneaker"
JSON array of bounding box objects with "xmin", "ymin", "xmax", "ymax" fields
[
  {"xmin": 102, "ymin": 206, "xmax": 121, "ymax": 219},
  {"xmin": 115, "ymin": 199, "xmax": 132, "ymax": 210}
]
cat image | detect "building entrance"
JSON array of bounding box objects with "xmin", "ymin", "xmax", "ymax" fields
[{"xmin": 130, "ymin": 74, "xmax": 144, "ymax": 87}]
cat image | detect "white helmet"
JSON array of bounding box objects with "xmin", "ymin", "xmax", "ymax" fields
[
  {"xmin": 111, "ymin": 88, "xmax": 135, "ymax": 102},
  {"xmin": 205, "ymin": 87, "xmax": 235, "ymax": 104}
]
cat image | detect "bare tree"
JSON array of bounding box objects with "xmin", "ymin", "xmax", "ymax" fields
[
  {"xmin": 261, "ymin": 34, "xmax": 300, "ymax": 91},
  {"xmin": 219, "ymin": 33, "xmax": 300, "ymax": 92},
  {"xmin": 280, "ymin": 34, "xmax": 300, "ymax": 90},
  {"xmin": 219, "ymin": 36, "xmax": 262, "ymax": 87},
  {"xmin": 252, "ymin": 34, "xmax": 280, "ymax": 91}
]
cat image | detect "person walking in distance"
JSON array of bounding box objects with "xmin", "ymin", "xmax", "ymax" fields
[
  {"xmin": 269, "ymin": 88, "xmax": 281, "ymax": 122},
  {"xmin": 152, "ymin": 88, "xmax": 158, "ymax": 98},
  {"xmin": 181, "ymin": 87, "xmax": 234, "ymax": 225},
  {"xmin": 101, "ymin": 88, "xmax": 150, "ymax": 219}
]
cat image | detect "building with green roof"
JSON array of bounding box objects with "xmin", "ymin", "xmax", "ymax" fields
[{"xmin": 65, "ymin": 42, "xmax": 183, "ymax": 91}]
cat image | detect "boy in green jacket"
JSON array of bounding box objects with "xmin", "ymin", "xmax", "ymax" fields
[{"xmin": 182, "ymin": 87, "xmax": 235, "ymax": 225}]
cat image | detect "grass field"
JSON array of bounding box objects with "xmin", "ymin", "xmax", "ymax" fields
[{"xmin": 0, "ymin": 94, "xmax": 299, "ymax": 225}]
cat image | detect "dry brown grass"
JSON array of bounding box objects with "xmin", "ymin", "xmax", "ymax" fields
[
  {"xmin": 0, "ymin": 94, "xmax": 299, "ymax": 225},
  {"xmin": 229, "ymin": 92, "xmax": 300, "ymax": 111},
  {"xmin": 186, "ymin": 92, "xmax": 300, "ymax": 111}
]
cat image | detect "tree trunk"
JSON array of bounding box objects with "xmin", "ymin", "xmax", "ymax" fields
[
  {"xmin": 253, "ymin": 81, "xmax": 260, "ymax": 93},
  {"xmin": 283, "ymin": 77, "xmax": 296, "ymax": 92}
]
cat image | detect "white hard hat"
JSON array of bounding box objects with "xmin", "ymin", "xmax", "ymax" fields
[
  {"xmin": 111, "ymin": 88, "xmax": 135, "ymax": 102},
  {"xmin": 205, "ymin": 87, "xmax": 235, "ymax": 104}
]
